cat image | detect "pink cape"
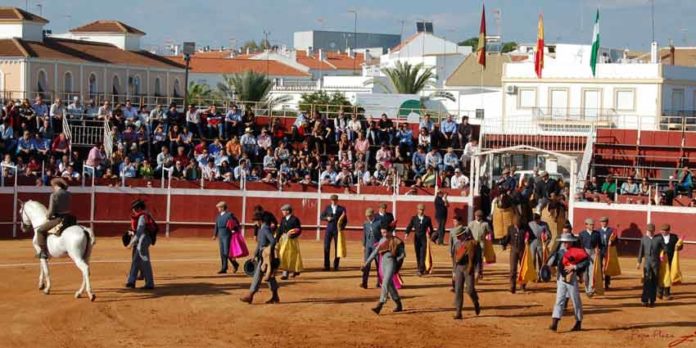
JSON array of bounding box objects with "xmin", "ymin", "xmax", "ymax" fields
[{"xmin": 229, "ymin": 232, "xmax": 249, "ymax": 258}]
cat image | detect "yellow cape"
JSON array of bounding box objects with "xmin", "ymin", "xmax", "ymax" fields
[
  {"xmin": 671, "ymin": 239, "xmax": 684, "ymax": 285},
  {"xmin": 517, "ymin": 240, "xmax": 537, "ymax": 285},
  {"xmin": 278, "ymin": 234, "xmax": 304, "ymax": 273},
  {"xmin": 425, "ymin": 231, "xmax": 433, "ymax": 274},
  {"xmin": 483, "ymin": 238, "xmax": 496, "ymax": 264},
  {"xmin": 593, "ymin": 249, "xmax": 605, "ymax": 295},
  {"xmin": 659, "ymin": 250, "xmax": 672, "ymax": 288},
  {"xmin": 337, "ymin": 213, "xmax": 347, "ymax": 258},
  {"xmin": 604, "ymin": 245, "xmax": 622, "ymax": 277}
]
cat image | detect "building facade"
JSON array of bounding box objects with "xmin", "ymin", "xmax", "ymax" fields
[{"xmin": 293, "ymin": 30, "xmax": 400, "ymax": 54}]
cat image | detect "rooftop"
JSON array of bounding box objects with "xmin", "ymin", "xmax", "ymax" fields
[
  {"xmin": 166, "ymin": 55, "xmax": 310, "ymax": 77},
  {"xmin": 0, "ymin": 7, "xmax": 48, "ymax": 24},
  {"xmin": 70, "ymin": 20, "xmax": 145, "ymax": 35}
]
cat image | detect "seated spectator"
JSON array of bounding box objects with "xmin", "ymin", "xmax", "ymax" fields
[
  {"xmin": 411, "ymin": 145, "xmax": 427, "ymax": 178},
  {"xmin": 584, "ymin": 176, "xmax": 599, "ymax": 194},
  {"xmin": 102, "ymin": 167, "xmax": 117, "ymax": 179},
  {"xmin": 677, "ymin": 166, "xmax": 693, "ymax": 196},
  {"xmin": 16, "ymin": 131, "xmax": 35, "ymax": 160},
  {"xmin": 274, "ymin": 141, "xmax": 290, "ymax": 163},
  {"xmin": 86, "ymin": 143, "xmax": 105, "ymax": 174},
  {"xmin": 425, "ymin": 148, "xmax": 443, "ymax": 171},
  {"xmin": 450, "ymin": 168, "xmax": 470, "ymax": 189},
  {"xmin": 347, "ymin": 113, "xmax": 362, "ymax": 141},
  {"xmin": 208, "ymin": 138, "xmax": 223, "ymax": 156},
  {"xmin": 139, "ymin": 160, "xmax": 155, "ymax": 179},
  {"xmin": 1, "ymin": 154, "xmax": 15, "ymax": 176},
  {"xmin": 247, "ymin": 167, "xmax": 260, "ymax": 182},
  {"xmin": 601, "ymin": 175, "xmax": 617, "ymax": 195},
  {"xmin": 440, "ymin": 114, "xmax": 458, "ymax": 148},
  {"xmin": 443, "ymin": 147, "xmax": 459, "ymax": 172},
  {"xmin": 319, "ymin": 164, "xmax": 337, "ymax": 186},
  {"xmin": 437, "ymin": 170, "xmax": 450, "ymax": 188},
  {"xmin": 422, "ymin": 166, "xmax": 436, "ymax": 188},
  {"xmin": 51, "ymin": 133, "xmax": 69, "ymax": 156},
  {"xmin": 620, "ymin": 176, "xmax": 639, "ymax": 195},
  {"xmin": 458, "ymin": 116, "xmax": 473, "ymax": 147},
  {"xmin": 119, "ymin": 157, "xmax": 137, "ymax": 178},
  {"xmin": 171, "ymin": 161, "xmax": 186, "ymax": 180},
  {"xmin": 233, "ymin": 159, "xmax": 249, "ymax": 181},
  {"xmin": 201, "ymin": 158, "xmax": 218, "ymax": 181},
  {"xmin": 0, "ymin": 119, "xmax": 15, "ymax": 153},
  {"xmin": 257, "ymin": 128, "xmax": 272, "ymax": 152},
  {"xmin": 240, "ymin": 127, "xmax": 258, "ymax": 158},
  {"xmin": 67, "ymin": 96, "xmax": 84, "ymax": 119},
  {"xmin": 204, "ymin": 105, "xmax": 222, "ymax": 139},
  {"xmin": 372, "ymin": 163, "xmax": 388, "ymax": 186},
  {"xmin": 61, "ymin": 164, "xmax": 81, "ymax": 181},
  {"xmin": 375, "ymin": 143, "xmax": 393, "ymax": 168},
  {"xmin": 25, "ymin": 156, "xmax": 41, "ymax": 176},
  {"xmin": 334, "ymin": 111, "xmax": 350, "ymax": 142},
  {"xmin": 639, "ymin": 177, "xmax": 651, "ymax": 195},
  {"xmin": 299, "ymin": 174, "xmax": 314, "ymax": 185},
  {"xmin": 419, "ymin": 114, "xmax": 434, "ymax": 133},
  {"xmin": 461, "ymin": 139, "xmax": 478, "ymax": 166},
  {"xmin": 335, "ymin": 167, "xmax": 354, "ymax": 187},
  {"xmin": 378, "ymin": 113, "xmax": 395, "ymax": 145},
  {"xmin": 418, "ymin": 128, "xmax": 431, "ymax": 151},
  {"xmin": 263, "ymin": 148, "xmax": 277, "ymax": 173}
]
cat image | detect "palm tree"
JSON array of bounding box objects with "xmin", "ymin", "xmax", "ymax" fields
[
  {"xmin": 377, "ymin": 61, "xmax": 437, "ymax": 94},
  {"xmin": 217, "ymin": 71, "xmax": 290, "ymax": 113},
  {"xmin": 186, "ymin": 82, "xmax": 213, "ymax": 106}
]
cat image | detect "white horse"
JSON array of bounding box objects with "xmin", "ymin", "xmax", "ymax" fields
[{"xmin": 19, "ymin": 200, "xmax": 97, "ymax": 301}]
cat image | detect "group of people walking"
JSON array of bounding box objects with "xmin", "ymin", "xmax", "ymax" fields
[{"xmin": 111, "ymin": 192, "xmax": 684, "ymax": 330}]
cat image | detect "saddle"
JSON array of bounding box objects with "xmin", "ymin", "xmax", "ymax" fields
[{"xmin": 47, "ymin": 215, "xmax": 77, "ymax": 236}]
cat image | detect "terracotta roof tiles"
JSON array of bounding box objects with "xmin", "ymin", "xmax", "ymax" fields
[
  {"xmin": 167, "ymin": 56, "xmax": 309, "ymax": 77},
  {"xmin": 70, "ymin": 20, "xmax": 145, "ymax": 35},
  {"xmin": 0, "ymin": 7, "xmax": 48, "ymax": 23}
]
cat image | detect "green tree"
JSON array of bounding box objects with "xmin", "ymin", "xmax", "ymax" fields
[
  {"xmin": 186, "ymin": 82, "xmax": 213, "ymax": 105},
  {"xmin": 216, "ymin": 71, "xmax": 290, "ymax": 111},
  {"xmin": 299, "ymin": 90, "xmax": 352, "ymax": 113},
  {"xmin": 502, "ymin": 41, "xmax": 518, "ymax": 53},
  {"xmin": 458, "ymin": 37, "xmax": 479, "ymax": 48},
  {"xmin": 376, "ymin": 61, "xmax": 437, "ymax": 94}
]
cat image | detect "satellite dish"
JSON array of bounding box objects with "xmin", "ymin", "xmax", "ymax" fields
[{"xmin": 329, "ymin": 42, "xmax": 336, "ymax": 49}]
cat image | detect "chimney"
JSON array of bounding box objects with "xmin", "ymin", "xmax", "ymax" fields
[
  {"xmin": 307, "ymin": 46, "xmax": 314, "ymax": 57},
  {"xmin": 670, "ymin": 45, "xmax": 676, "ymax": 65},
  {"xmin": 318, "ymin": 48, "xmax": 325, "ymax": 61},
  {"xmin": 650, "ymin": 41, "xmax": 659, "ymax": 63}
]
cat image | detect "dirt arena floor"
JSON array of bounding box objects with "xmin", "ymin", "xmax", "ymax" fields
[{"xmin": 0, "ymin": 237, "xmax": 694, "ymax": 348}]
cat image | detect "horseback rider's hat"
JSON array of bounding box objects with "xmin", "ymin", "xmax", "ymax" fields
[{"xmin": 131, "ymin": 199, "xmax": 146, "ymax": 210}]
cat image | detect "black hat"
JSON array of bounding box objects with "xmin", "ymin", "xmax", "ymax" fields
[
  {"xmin": 243, "ymin": 259, "xmax": 257, "ymax": 277},
  {"xmin": 539, "ymin": 265, "xmax": 552, "ymax": 282},
  {"xmin": 131, "ymin": 199, "xmax": 146, "ymax": 210},
  {"xmin": 121, "ymin": 231, "xmax": 132, "ymax": 247}
]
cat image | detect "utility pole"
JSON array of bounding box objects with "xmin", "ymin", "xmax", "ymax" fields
[
  {"xmin": 263, "ymin": 30, "xmax": 271, "ymax": 76},
  {"xmin": 348, "ymin": 10, "xmax": 358, "ymax": 74}
]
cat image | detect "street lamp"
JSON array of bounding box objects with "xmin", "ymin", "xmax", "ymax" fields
[
  {"xmin": 182, "ymin": 42, "xmax": 195, "ymax": 107},
  {"xmin": 348, "ymin": 9, "xmax": 358, "ymax": 74}
]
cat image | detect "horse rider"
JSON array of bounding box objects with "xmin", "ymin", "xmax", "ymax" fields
[{"xmin": 35, "ymin": 178, "xmax": 72, "ymax": 258}]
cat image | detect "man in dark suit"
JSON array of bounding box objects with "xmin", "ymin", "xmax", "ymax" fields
[
  {"xmin": 637, "ymin": 223, "xmax": 663, "ymax": 307},
  {"xmin": 434, "ymin": 191, "xmax": 449, "ymax": 245},
  {"xmin": 597, "ymin": 216, "xmax": 615, "ymax": 289},
  {"xmin": 276, "ymin": 204, "xmax": 302, "ymax": 279},
  {"xmin": 534, "ymin": 171, "xmax": 559, "ymax": 212},
  {"xmin": 405, "ymin": 204, "xmax": 434, "ymax": 276},
  {"xmin": 321, "ymin": 194, "xmax": 347, "ymax": 271},
  {"xmin": 376, "ymin": 203, "xmax": 395, "ymax": 234},
  {"xmin": 578, "ymin": 218, "xmax": 601, "ymax": 297},
  {"xmin": 658, "ymin": 224, "xmax": 681, "ymax": 300},
  {"xmin": 502, "ymin": 215, "xmax": 534, "ymax": 293}
]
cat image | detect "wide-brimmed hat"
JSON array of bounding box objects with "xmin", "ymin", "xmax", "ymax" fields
[
  {"xmin": 557, "ymin": 233, "xmax": 577, "ymax": 243},
  {"xmin": 50, "ymin": 177, "xmax": 68, "ymax": 189},
  {"xmin": 131, "ymin": 199, "xmax": 146, "ymax": 210}
]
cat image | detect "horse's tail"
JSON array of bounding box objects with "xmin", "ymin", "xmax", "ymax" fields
[{"xmin": 82, "ymin": 227, "xmax": 96, "ymax": 261}]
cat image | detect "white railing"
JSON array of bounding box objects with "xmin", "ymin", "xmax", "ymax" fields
[
  {"xmin": 1, "ymin": 163, "xmax": 18, "ymax": 237},
  {"xmin": 576, "ymin": 126, "xmax": 596, "ymax": 192},
  {"xmin": 103, "ymin": 121, "xmax": 113, "ymax": 160},
  {"xmin": 62, "ymin": 116, "xmax": 72, "ymax": 154}
]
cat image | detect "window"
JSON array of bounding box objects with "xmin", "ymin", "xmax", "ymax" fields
[
  {"xmin": 582, "ymin": 89, "xmax": 601, "ymax": 119},
  {"xmin": 88, "ymin": 73, "xmax": 98, "ymax": 100},
  {"xmin": 614, "ymin": 89, "xmax": 635, "ymax": 112},
  {"xmin": 549, "ymin": 88, "xmax": 569, "ymax": 118},
  {"xmin": 517, "ymin": 88, "xmax": 537, "ymax": 109},
  {"xmin": 112, "ymin": 75, "xmax": 121, "ymax": 96},
  {"xmin": 64, "ymin": 72, "xmax": 73, "ymax": 94},
  {"xmin": 154, "ymin": 77, "xmax": 161, "ymax": 96},
  {"xmin": 37, "ymin": 70, "xmax": 48, "ymax": 96},
  {"xmin": 128, "ymin": 75, "xmax": 142, "ymax": 96},
  {"xmin": 173, "ymin": 79, "xmax": 181, "ymax": 97},
  {"xmin": 670, "ymin": 88, "xmax": 685, "ymax": 113}
]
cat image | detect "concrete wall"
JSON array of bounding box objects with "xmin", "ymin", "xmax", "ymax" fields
[{"xmin": 294, "ymin": 31, "xmax": 400, "ymax": 53}]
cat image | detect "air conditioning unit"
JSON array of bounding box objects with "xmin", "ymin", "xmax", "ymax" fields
[{"xmin": 505, "ymin": 85, "xmax": 518, "ymax": 94}]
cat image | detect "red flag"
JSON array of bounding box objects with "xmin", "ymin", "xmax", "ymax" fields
[
  {"xmin": 534, "ymin": 14, "xmax": 544, "ymax": 78},
  {"xmin": 476, "ymin": 4, "xmax": 486, "ymax": 68}
]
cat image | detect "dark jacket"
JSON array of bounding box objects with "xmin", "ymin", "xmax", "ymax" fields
[
  {"xmin": 255, "ymin": 223, "xmax": 276, "ymax": 257},
  {"xmin": 637, "ymin": 235, "xmax": 663, "ymax": 273},
  {"xmin": 321, "ymin": 204, "xmax": 347, "ymax": 233},
  {"xmin": 276, "ymin": 215, "xmax": 301, "ymax": 240},
  {"xmin": 214, "ymin": 211, "xmax": 235, "ymax": 237},
  {"xmin": 47, "ymin": 188, "xmax": 71, "ymax": 218},
  {"xmin": 434, "ymin": 195, "xmax": 448, "ymax": 220},
  {"xmin": 598, "ymin": 226, "xmax": 614, "ymax": 256},
  {"xmin": 502, "ymin": 225, "xmax": 533, "ymax": 252},
  {"xmin": 405, "ymin": 215, "xmax": 434, "ymax": 237},
  {"xmin": 547, "ymin": 246, "xmax": 590, "ymax": 280},
  {"xmin": 579, "ymin": 229, "xmax": 601, "ymax": 251},
  {"xmin": 363, "ymin": 218, "xmax": 382, "ymax": 247},
  {"xmin": 660, "ymin": 233, "xmax": 680, "ymax": 264},
  {"xmin": 377, "ymin": 211, "xmax": 395, "ymax": 232}
]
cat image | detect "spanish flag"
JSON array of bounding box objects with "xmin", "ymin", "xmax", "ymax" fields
[
  {"xmin": 476, "ymin": 4, "xmax": 486, "ymax": 68},
  {"xmin": 337, "ymin": 213, "xmax": 347, "ymax": 258},
  {"xmin": 534, "ymin": 14, "xmax": 544, "ymax": 78}
]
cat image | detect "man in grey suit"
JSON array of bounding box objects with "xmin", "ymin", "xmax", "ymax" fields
[
  {"xmin": 452, "ymin": 227, "xmax": 481, "ymax": 320},
  {"xmin": 363, "ymin": 227, "xmax": 405, "ymax": 315},
  {"xmin": 578, "ymin": 218, "xmax": 600, "ymax": 297},
  {"xmin": 636, "ymin": 223, "xmax": 662, "ymax": 307},
  {"xmin": 240, "ymin": 213, "xmax": 279, "ymax": 304},
  {"xmin": 361, "ymin": 208, "xmax": 382, "ymax": 289},
  {"xmin": 548, "ymin": 233, "xmax": 590, "ymax": 332}
]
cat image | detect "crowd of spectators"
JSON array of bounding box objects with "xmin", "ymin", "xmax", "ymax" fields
[{"xmin": 1, "ymin": 97, "xmax": 481, "ymax": 193}]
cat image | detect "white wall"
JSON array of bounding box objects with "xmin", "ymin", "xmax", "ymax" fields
[
  {"xmin": 293, "ymin": 31, "xmax": 314, "ymax": 50},
  {"xmin": 383, "ymin": 33, "xmax": 471, "ymax": 60},
  {"xmin": 0, "ymin": 22, "xmax": 44, "ymax": 42}
]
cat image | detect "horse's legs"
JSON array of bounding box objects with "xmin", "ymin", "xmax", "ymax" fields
[
  {"xmin": 74, "ymin": 258, "xmax": 95, "ymax": 301},
  {"xmin": 75, "ymin": 277, "xmax": 86, "ymax": 299},
  {"xmin": 40, "ymin": 258, "xmax": 51, "ymax": 295},
  {"xmin": 38, "ymin": 262, "xmax": 44, "ymax": 290}
]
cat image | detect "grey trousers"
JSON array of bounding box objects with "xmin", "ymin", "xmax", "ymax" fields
[
  {"xmin": 218, "ymin": 232, "xmax": 231, "ymax": 272},
  {"xmin": 379, "ymin": 256, "xmax": 400, "ymax": 304},
  {"xmin": 454, "ymin": 265, "xmax": 479, "ymax": 315},
  {"xmin": 362, "ymin": 243, "xmax": 378, "ymax": 286},
  {"xmin": 583, "ymin": 250, "xmax": 596, "ymax": 295},
  {"xmin": 250, "ymin": 256, "xmax": 278, "ymax": 294},
  {"xmin": 552, "ymin": 278, "xmax": 582, "ymax": 321},
  {"xmin": 127, "ymin": 236, "xmax": 154, "ymax": 287}
]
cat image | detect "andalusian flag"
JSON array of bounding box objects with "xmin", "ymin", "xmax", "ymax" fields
[
  {"xmin": 476, "ymin": 4, "xmax": 486, "ymax": 68},
  {"xmin": 590, "ymin": 9, "xmax": 600, "ymax": 76},
  {"xmin": 534, "ymin": 14, "xmax": 544, "ymax": 78}
]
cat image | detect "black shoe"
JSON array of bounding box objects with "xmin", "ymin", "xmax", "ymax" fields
[
  {"xmin": 140, "ymin": 285, "xmax": 154, "ymax": 290},
  {"xmin": 393, "ymin": 300, "xmax": 403, "ymax": 313},
  {"xmin": 292, "ymin": 272, "xmax": 300, "ymax": 278},
  {"xmin": 454, "ymin": 313, "xmax": 463, "ymax": 320},
  {"xmin": 658, "ymin": 293, "xmax": 663, "ymax": 300},
  {"xmin": 232, "ymin": 260, "xmax": 240, "ymax": 273},
  {"xmin": 571, "ymin": 321, "xmax": 582, "ymax": 332},
  {"xmin": 280, "ymin": 275, "xmax": 289, "ymax": 280},
  {"xmin": 125, "ymin": 283, "xmax": 135, "ymax": 289},
  {"xmin": 474, "ymin": 301, "xmax": 481, "ymax": 316},
  {"xmin": 323, "ymin": 267, "xmax": 330, "ymax": 272},
  {"xmin": 371, "ymin": 303, "xmax": 383, "ymax": 315},
  {"xmin": 360, "ymin": 283, "xmax": 368, "ymax": 289},
  {"xmin": 510, "ymin": 287, "xmax": 516, "ymax": 294},
  {"xmin": 549, "ymin": 318, "xmax": 559, "ymax": 332},
  {"xmin": 376, "ymin": 283, "xmax": 381, "ymax": 288},
  {"xmin": 642, "ymin": 302, "xmax": 649, "ymax": 307},
  {"xmin": 217, "ymin": 270, "xmax": 227, "ymax": 274},
  {"xmin": 649, "ymin": 301, "xmax": 655, "ymax": 308},
  {"xmin": 265, "ymin": 292, "xmax": 280, "ymax": 304}
]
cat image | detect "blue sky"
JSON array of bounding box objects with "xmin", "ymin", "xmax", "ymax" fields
[{"xmin": 14, "ymin": 0, "xmax": 696, "ymax": 51}]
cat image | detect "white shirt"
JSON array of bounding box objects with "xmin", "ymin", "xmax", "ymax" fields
[
  {"xmin": 450, "ymin": 174, "xmax": 470, "ymax": 189},
  {"xmin": 662, "ymin": 234, "xmax": 669, "ymax": 244},
  {"xmin": 331, "ymin": 204, "xmax": 337, "ymax": 214}
]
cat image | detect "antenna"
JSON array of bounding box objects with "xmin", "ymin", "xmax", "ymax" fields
[
  {"xmin": 494, "ymin": 8, "xmax": 502, "ymax": 40},
  {"xmin": 651, "ymin": 0, "xmax": 655, "ymax": 43}
]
